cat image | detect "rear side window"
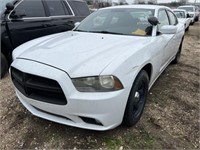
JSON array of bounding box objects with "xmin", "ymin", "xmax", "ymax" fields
[
  {"xmin": 158, "ymin": 9, "xmax": 169, "ymax": 29},
  {"xmin": 71, "ymin": 1, "xmax": 90, "ymax": 16},
  {"xmin": 45, "ymin": 0, "xmax": 66, "ymax": 16},
  {"xmin": 11, "ymin": 0, "xmax": 45, "ymax": 18},
  {"xmin": 167, "ymin": 10, "xmax": 178, "ymax": 25}
]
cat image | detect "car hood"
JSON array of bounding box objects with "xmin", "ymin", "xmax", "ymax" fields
[
  {"xmin": 14, "ymin": 31, "xmax": 150, "ymax": 77},
  {"xmin": 188, "ymin": 12, "xmax": 195, "ymax": 15},
  {"xmin": 178, "ymin": 18, "xmax": 186, "ymax": 23}
]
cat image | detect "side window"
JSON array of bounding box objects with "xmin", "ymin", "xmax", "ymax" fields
[
  {"xmin": 167, "ymin": 10, "xmax": 178, "ymax": 25},
  {"xmin": 158, "ymin": 10, "xmax": 169, "ymax": 29},
  {"xmin": 45, "ymin": 0, "xmax": 66, "ymax": 16},
  {"xmin": 70, "ymin": 1, "xmax": 90, "ymax": 16},
  {"xmin": 11, "ymin": 0, "xmax": 45, "ymax": 18}
]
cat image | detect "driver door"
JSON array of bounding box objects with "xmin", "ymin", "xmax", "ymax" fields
[{"xmin": 7, "ymin": 0, "xmax": 50, "ymax": 48}]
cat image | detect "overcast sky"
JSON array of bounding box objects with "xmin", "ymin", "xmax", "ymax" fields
[
  {"xmin": 121, "ymin": 0, "xmax": 200, "ymax": 3},
  {"xmin": 157, "ymin": 0, "xmax": 200, "ymax": 3}
]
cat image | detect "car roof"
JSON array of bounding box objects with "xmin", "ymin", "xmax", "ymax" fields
[
  {"xmin": 173, "ymin": 9, "xmax": 187, "ymax": 12},
  {"xmin": 100, "ymin": 5, "xmax": 169, "ymax": 10},
  {"xmin": 178, "ymin": 5, "xmax": 195, "ymax": 8}
]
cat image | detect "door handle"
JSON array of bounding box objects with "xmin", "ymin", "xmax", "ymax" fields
[
  {"xmin": 42, "ymin": 23, "xmax": 53, "ymax": 27},
  {"xmin": 67, "ymin": 20, "xmax": 74, "ymax": 24}
]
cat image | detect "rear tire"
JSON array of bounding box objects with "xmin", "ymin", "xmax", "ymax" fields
[
  {"xmin": 123, "ymin": 70, "xmax": 149, "ymax": 127},
  {"xmin": 1, "ymin": 53, "xmax": 8, "ymax": 79}
]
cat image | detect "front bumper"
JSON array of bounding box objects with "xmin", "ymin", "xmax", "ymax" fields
[{"xmin": 11, "ymin": 59, "xmax": 130, "ymax": 131}]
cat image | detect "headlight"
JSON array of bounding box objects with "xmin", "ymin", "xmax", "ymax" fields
[{"xmin": 72, "ymin": 75, "xmax": 123, "ymax": 92}]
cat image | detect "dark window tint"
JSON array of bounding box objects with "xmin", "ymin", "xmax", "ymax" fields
[
  {"xmin": 45, "ymin": 0, "xmax": 65, "ymax": 16},
  {"xmin": 71, "ymin": 1, "xmax": 90, "ymax": 16},
  {"xmin": 167, "ymin": 10, "xmax": 178, "ymax": 25},
  {"xmin": 12, "ymin": 0, "xmax": 45, "ymax": 18}
]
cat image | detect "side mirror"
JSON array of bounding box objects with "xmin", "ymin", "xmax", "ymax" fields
[
  {"xmin": 10, "ymin": 10, "xmax": 26, "ymax": 19},
  {"xmin": 160, "ymin": 25, "xmax": 177, "ymax": 34},
  {"xmin": 186, "ymin": 13, "xmax": 190, "ymax": 18},
  {"xmin": 6, "ymin": 3, "xmax": 14, "ymax": 11},
  {"xmin": 148, "ymin": 16, "xmax": 159, "ymax": 26},
  {"xmin": 74, "ymin": 22, "xmax": 80, "ymax": 27}
]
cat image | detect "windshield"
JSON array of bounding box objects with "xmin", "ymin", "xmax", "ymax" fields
[
  {"xmin": 174, "ymin": 11, "xmax": 185, "ymax": 18},
  {"xmin": 178, "ymin": 7, "xmax": 194, "ymax": 12},
  {"xmin": 0, "ymin": 0, "xmax": 14, "ymax": 13},
  {"xmin": 75, "ymin": 8, "xmax": 155, "ymax": 36}
]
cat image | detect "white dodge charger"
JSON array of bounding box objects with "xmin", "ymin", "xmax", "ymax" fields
[{"xmin": 11, "ymin": 5, "xmax": 185, "ymax": 131}]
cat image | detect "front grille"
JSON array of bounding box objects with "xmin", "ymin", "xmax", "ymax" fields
[{"xmin": 11, "ymin": 67, "xmax": 67, "ymax": 105}]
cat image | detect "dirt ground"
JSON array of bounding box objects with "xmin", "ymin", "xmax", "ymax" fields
[{"xmin": 0, "ymin": 21, "xmax": 199, "ymax": 149}]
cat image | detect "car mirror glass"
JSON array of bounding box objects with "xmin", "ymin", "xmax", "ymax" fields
[{"xmin": 74, "ymin": 22, "xmax": 80, "ymax": 27}]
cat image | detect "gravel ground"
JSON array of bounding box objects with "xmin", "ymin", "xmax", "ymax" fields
[{"xmin": 0, "ymin": 21, "xmax": 199, "ymax": 149}]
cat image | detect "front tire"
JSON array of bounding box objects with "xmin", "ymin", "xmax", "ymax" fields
[
  {"xmin": 123, "ymin": 70, "xmax": 149, "ymax": 127},
  {"xmin": 1, "ymin": 53, "xmax": 8, "ymax": 79},
  {"xmin": 172, "ymin": 41, "xmax": 183, "ymax": 64}
]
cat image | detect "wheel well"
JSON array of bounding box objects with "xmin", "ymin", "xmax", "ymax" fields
[{"xmin": 141, "ymin": 63, "xmax": 152, "ymax": 81}]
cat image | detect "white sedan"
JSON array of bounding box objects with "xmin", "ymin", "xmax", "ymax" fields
[
  {"xmin": 177, "ymin": 5, "xmax": 199, "ymax": 24},
  {"xmin": 173, "ymin": 9, "xmax": 191, "ymax": 31},
  {"xmin": 11, "ymin": 5, "xmax": 185, "ymax": 131}
]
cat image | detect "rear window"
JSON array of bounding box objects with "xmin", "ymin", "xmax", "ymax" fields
[
  {"xmin": 71, "ymin": 1, "xmax": 90, "ymax": 16},
  {"xmin": 174, "ymin": 11, "xmax": 185, "ymax": 18},
  {"xmin": 178, "ymin": 6, "xmax": 194, "ymax": 12}
]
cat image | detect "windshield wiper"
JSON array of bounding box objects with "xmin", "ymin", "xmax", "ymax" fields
[
  {"xmin": 89, "ymin": 31, "xmax": 125, "ymax": 35},
  {"xmin": 74, "ymin": 29, "xmax": 89, "ymax": 32}
]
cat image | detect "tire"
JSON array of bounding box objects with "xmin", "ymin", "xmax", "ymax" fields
[
  {"xmin": 172, "ymin": 41, "xmax": 183, "ymax": 64},
  {"xmin": 123, "ymin": 70, "xmax": 149, "ymax": 127},
  {"xmin": 190, "ymin": 21, "xmax": 194, "ymax": 25},
  {"xmin": 195, "ymin": 16, "xmax": 199, "ymax": 22},
  {"xmin": 1, "ymin": 53, "xmax": 8, "ymax": 79}
]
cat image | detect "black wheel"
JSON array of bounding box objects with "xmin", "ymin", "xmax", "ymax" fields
[
  {"xmin": 123, "ymin": 70, "xmax": 149, "ymax": 127},
  {"xmin": 172, "ymin": 41, "xmax": 183, "ymax": 64},
  {"xmin": 1, "ymin": 53, "xmax": 8, "ymax": 79},
  {"xmin": 195, "ymin": 16, "xmax": 199, "ymax": 22},
  {"xmin": 190, "ymin": 21, "xmax": 194, "ymax": 25}
]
